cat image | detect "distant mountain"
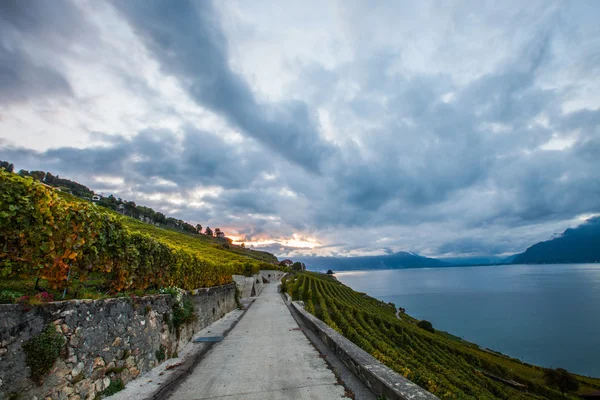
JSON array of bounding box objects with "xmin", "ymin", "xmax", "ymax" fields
[
  {"xmin": 501, "ymin": 254, "xmax": 519, "ymax": 264},
  {"xmin": 297, "ymin": 251, "xmax": 449, "ymax": 272},
  {"xmin": 439, "ymin": 255, "xmax": 516, "ymax": 266},
  {"xmin": 513, "ymin": 216, "xmax": 600, "ymax": 264}
]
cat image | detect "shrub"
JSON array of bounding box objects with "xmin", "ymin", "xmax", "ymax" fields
[
  {"xmin": 29, "ymin": 292, "xmax": 54, "ymax": 305},
  {"xmin": 243, "ymin": 263, "xmax": 255, "ymax": 277},
  {"xmin": 417, "ymin": 320, "xmax": 435, "ymax": 333},
  {"xmin": 22, "ymin": 324, "xmax": 64, "ymax": 382},
  {"xmin": 0, "ymin": 290, "xmax": 23, "ymax": 304},
  {"xmin": 160, "ymin": 287, "xmax": 185, "ymax": 302},
  {"xmin": 543, "ymin": 368, "xmax": 579, "ymax": 394},
  {"xmin": 280, "ymin": 276, "xmax": 288, "ymax": 293},
  {"xmin": 172, "ymin": 299, "xmax": 196, "ymax": 329}
]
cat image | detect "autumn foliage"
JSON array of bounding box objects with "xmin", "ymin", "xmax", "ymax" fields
[{"xmin": 0, "ymin": 171, "xmax": 258, "ymax": 291}]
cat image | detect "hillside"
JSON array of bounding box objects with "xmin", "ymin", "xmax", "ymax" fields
[
  {"xmin": 0, "ymin": 171, "xmax": 279, "ymax": 301},
  {"xmin": 49, "ymin": 177, "xmax": 279, "ymax": 267},
  {"xmin": 286, "ymin": 271, "xmax": 600, "ymax": 399},
  {"xmin": 1, "ymin": 160, "xmax": 231, "ymax": 237},
  {"xmin": 120, "ymin": 216, "xmax": 277, "ymax": 265},
  {"xmin": 297, "ymin": 251, "xmax": 449, "ymax": 272},
  {"xmin": 514, "ymin": 217, "xmax": 600, "ymax": 264}
]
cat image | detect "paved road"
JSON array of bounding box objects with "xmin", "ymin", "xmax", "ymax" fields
[{"xmin": 168, "ymin": 283, "xmax": 350, "ymax": 400}]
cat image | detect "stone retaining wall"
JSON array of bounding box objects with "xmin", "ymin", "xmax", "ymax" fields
[
  {"xmin": 0, "ymin": 283, "xmax": 236, "ymax": 400},
  {"xmin": 260, "ymin": 270, "xmax": 286, "ymax": 282},
  {"xmin": 232, "ymin": 270, "xmax": 284, "ymax": 298},
  {"xmin": 290, "ymin": 300, "xmax": 439, "ymax": 400},
  {"xmin": 232, "ymin": 275, "xmax": 262, "ymax": 298}
]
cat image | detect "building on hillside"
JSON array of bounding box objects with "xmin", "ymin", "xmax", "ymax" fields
[
  {"xmin": 92, "ymin": 195, "xmax": 101, "ymax": 202},
  {"xmin": 216, "ymin": 231, "xmax": 225, "ymax": 239},
  {"xmin": 280, "ymin": 259, "xmax": 293, "ymax": 267},
  {"xmin": 40, "ymin": 182, "xmax": 61, "ymax": 191}
]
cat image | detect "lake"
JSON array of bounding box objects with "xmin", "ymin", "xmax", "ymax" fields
[{"xmin": 334, "ymin": 263, "xmax": 600, "ymax": 378}]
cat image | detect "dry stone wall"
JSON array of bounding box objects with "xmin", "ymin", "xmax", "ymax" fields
[
  {"xmin": 232, "ymin": 270, "xmax": 285, "ymax": 298},
  {"xmin": 232, "ymin": 272, "xmax": 263, "ymax": 298},
  {"xmin": 260, "ymin": 270, "xmax": 286, "ymax": 282},
  {"xmin": 0, "ymin": 283, "xmax": 235, "ymax": 400}
]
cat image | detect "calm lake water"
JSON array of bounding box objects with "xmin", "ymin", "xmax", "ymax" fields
[{"xmin": 334, "ymin": 263, "xmax": 600, "ymax": 378}]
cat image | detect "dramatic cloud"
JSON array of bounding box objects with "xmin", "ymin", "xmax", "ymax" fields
[
  {"xmin": 0, "ymin": 0, "xmax": 81, "ymax": 103},
  {"xmin": 1, "ymin": 0, "xmax": 599, "ymax": 257},
  {"xmin": 113, "ymin": 0, "xmax": 335, "ymax": 173}
]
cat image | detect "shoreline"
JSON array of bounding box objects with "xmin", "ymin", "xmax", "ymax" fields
[{"xmin": 332, "ymin": 265, "xmax": 600, "ymax": 379}]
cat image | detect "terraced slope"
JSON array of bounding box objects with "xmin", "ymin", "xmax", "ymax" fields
[
  {"xmin": 121, "ymin": 217, "xmax": 277, "ymax": 265},
  {"xmin": 285, "ymin": 271, "xmax": 600, "ymax": 399},
  {"xmin": 0, "ymin": 171, "xmax": 279, "ymax": 301}
]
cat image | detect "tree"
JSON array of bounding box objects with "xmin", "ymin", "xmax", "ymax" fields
[
  {"xmin": 196, "ymin": 224, "xmax": 202, "ymax": 233},
  {"xmin": 30, "ymin": 170, "xmax": 46, "ymax": 181},
  {"xmin": 43, "ymin": 171, "xmax": 56, "ymax": 184},
  {"xmin": 291, "ymin": 262, "xmax": 306, "ymax": 271},
  {"xmin": 204, "ymin": 226, "xmax": 213, "ymax": 236},
  {"xmin": 240, "ymin": 242, "xmax": 245, "ymax": 248},
  {"xmin": 0, "ymin": 160, "xmax": 14, "ymax": 172},
  {"xmin": 544, "ymin": 368, "xmax": 579, "ymax": 394},
  {"xmin": 326, "ymin": 269, "xmax": 334, "ymax": 275},
  {"xmin": 417, "ymin": 320, "xmax": 435, "ymax": 333}
]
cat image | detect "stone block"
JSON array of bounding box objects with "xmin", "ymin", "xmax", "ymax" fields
[
  {"xmin": 92, "ymin": 357, "xmax": 105, "ymax": 369},
  {"xmin": 94, "ymin": 378, "xmax": 104, "ymax": 392}
]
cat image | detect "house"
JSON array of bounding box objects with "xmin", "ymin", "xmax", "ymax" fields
[
  {"xmin": 279, "ymin": 259, "xmax": 293, "ymax": 267},
  {"xmin": 91, "ymin": 195, "xmax": 101, "ymax": 202},
  {"xmin": 216, "ymin": 231, "xmax": 225, "ymax": 239},
  {"xmin": 39, "ymin": 182, "xmax": 61, "ymax": 191}
]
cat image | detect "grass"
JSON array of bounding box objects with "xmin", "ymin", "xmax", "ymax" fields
[{"xmin": 289, "ymin": 271, "xmax": 600, "ymax": 399}]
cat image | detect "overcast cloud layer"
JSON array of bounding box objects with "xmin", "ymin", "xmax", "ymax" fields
[{"xmin": 1, "ymin": 0, "xmax": 599, "ymax": 258}]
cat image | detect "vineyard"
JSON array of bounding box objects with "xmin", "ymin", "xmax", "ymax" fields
[
  {"xmin": 285, "ymin": 271, "xmax": 600, "ymax": 399},
  {"xmin": 120, "ymin": 217, "xmax": 277, "ymax": 265},
  {"xmin": 0, "ymin": 171, "xmax": 279, "ymax": 300}
]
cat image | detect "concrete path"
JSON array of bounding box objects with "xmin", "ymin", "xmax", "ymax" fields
[
  {"xmin": 108, "ymin": 308, "xmax": 248, "ymax": 400},
  {"xmin": 168, "ymin": 283, "xmax": 350, "ymax": 399}
]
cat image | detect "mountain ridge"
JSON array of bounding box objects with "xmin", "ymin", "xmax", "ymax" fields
[
  {"xmin": 296, "ymin": 251, "xmax": 449, "ymax": 272},
  {"xmin": 297, "ymin": 216, "xmax": 600, "ymax": 271},
  {"xmin": 513, "ymin": 216, "xmax": 600, "ymax": 264}
]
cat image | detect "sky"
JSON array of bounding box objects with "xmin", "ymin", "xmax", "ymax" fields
[{"xmin": 1, "ymin": 0, "xmax": 599, "ymax": 258}]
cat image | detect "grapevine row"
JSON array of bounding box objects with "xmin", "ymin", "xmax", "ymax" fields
[
  {"xmin": 290, "ymin": 272, "xmax": 574, "ymax": 400},
  {"xmin": 0, "ymin": 171, "xmax": 276, "ymax": 292}
]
